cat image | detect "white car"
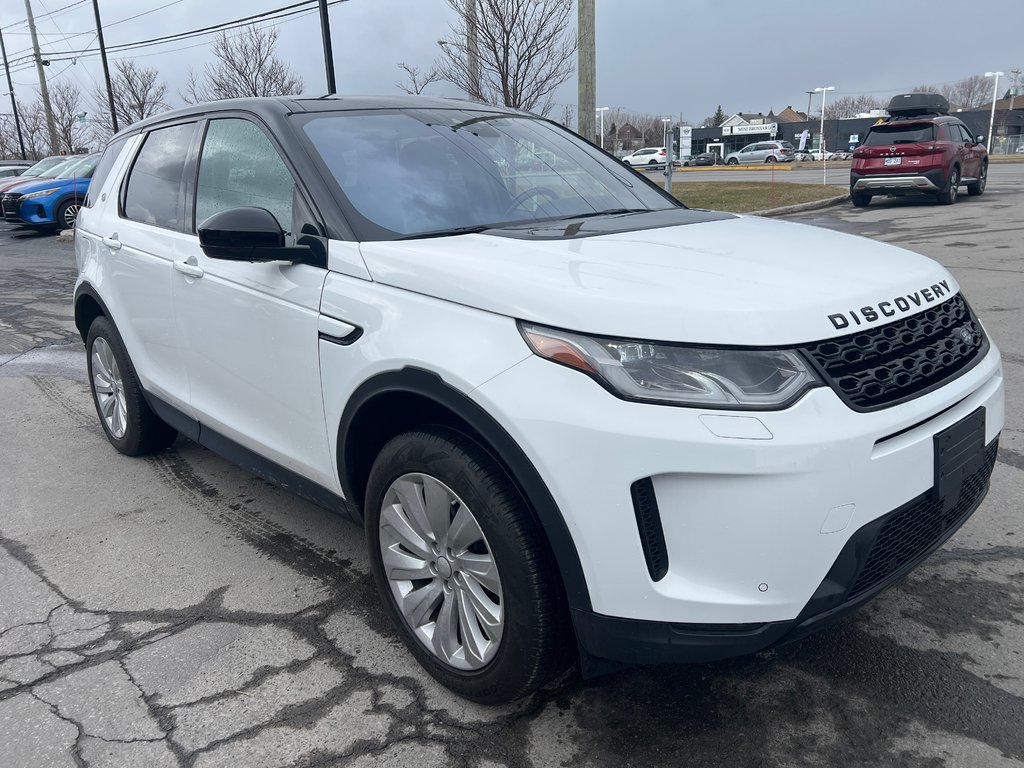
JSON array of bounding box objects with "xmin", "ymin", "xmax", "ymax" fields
[
  {"xmin": 75, "ymin": 96, "xmax": 1004, "ymax": 704},
  {"xmin": 622, "ymin": 146, "xmax": 668, "ymax": 167},
  {"xmin": 806, "ymin": 148, "xmax": 835, "ymax": 161}
]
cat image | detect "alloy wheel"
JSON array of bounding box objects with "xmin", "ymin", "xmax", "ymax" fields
[
  {"xmin": 91, "ymin": 337, "xmax": 127, "ymax": 439},
  {"xmin": 378, "ymin": 472, "xmax": 503, "ymax": 671},
  {"xmin": 63, "ymin": 203, "xmax": 81, "ymax": 228}
]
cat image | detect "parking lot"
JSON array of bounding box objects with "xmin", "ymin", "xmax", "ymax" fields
[{"xmin": 1, "ymin": 177, "xmax": 1022, "ymax": 767}]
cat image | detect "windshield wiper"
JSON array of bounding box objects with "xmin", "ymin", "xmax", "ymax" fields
[
  {"xmin": 568, "ymin": 208, "xmax": 652, "ymax": 219},
  {"xmin": 396, "ymin": 225, "xmax": 493, "ymax": 240}
]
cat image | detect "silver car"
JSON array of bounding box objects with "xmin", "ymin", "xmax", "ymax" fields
[{"xmin": 725, "ymin": 140, "xmax": 795, "ymax": 165}]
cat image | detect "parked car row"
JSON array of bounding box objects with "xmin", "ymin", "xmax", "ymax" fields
[{"xmin": 0, "ymin": 154, "xmax": 97, "ymax": 230}]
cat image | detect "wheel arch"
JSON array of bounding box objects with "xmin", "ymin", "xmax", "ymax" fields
[
  {"xmin": 74, "ymin": 282, "xmax": 111, "ymax": 342},
  {"xmin": 337, "ymin": 366, "xmax": 592, "ymax": 612}
]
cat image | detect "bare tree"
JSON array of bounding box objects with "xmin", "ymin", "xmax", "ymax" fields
[
  {"xmin": 50, "ymin": 82, "xmax": 89, "ymax": 153},
  {"xmin": 435, "ymin": 0, "xmax": 576, "ymax": 116},
  {"xmin": 559, "ymin": 104, "xmax": 575, "ymax": 130},
  {"xmin": 396, "ymin": 62, "xmax": 441, "ymax": 95},
  {"xmin": 15, "ymin": 99, "xmax": 49, "ymax": 158},
  {"xmin": 948, "ymin": 75, "xmax": 990, "ymax": 109},
  {"xmin": 182, "ymin": 25, "xmax": 303, "ymax": 103},
  {"xmin": 93, "ymin": 58, "xmax": 170, "ymax": 138},
  {"xmin": 824, "ymin": 94, "xmax": 884, "ymax": 120}
]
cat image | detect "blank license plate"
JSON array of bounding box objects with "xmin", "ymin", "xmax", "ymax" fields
[{"xmin": 884, "ymin": 157, "xmax": 902, "ymax": 166}]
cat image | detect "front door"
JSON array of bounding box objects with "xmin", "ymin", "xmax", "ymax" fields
[{"xmin": 172, "ymin": 117, "xmax": 335, "ymax": 488}]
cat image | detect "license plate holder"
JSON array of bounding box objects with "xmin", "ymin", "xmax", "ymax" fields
[
  {"xmin": 934, "ymin": 408, "xmax": 986, "ymax": 512},
  {"xmin": 884, "ymin": 157, "xmax": 902, "ymax": 166}
]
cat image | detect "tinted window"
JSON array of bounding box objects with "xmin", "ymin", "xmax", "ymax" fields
[
  {"xmin": 123, "ymin": 123, "xmax": 196, "ymax": 230},
  {"xmin": 84, "ymin": 138, "xmax": 129, "ymax": 208},
  {"xmin": 302, "ymin": 111, "xmax": 675, "ymax": 239},
  {"xmin": 21, "ymin": 156, "xmax": 64, "ymax": 177},
  {"xmin": 0, "ymin": 168, "xmax": 19, "ymax": 178},
  {"xmin": 863, "ymin": 124, "xmax": 935, "ymax": 145},
  {"xmin": 195, "ymin": 119, "xmax": 296, "ymax": 240}
]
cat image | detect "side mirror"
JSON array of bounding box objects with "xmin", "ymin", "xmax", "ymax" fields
[
  {"xmin": 976, "ymin": 135, "xmax": 985, "ymax": 144},
  {"xmin": 198, "ymin": 207, "xmax": 311, "ymax": 262}
]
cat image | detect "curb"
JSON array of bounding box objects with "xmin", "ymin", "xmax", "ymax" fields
[
  {"xmin": 748, "ymin": 192, "xmax": 849, "ymax": 217},
  {"xmin": 647, "ymin": 164, "xmax": 795, "ymax": 173}
]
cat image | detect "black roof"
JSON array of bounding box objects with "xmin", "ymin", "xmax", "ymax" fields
[{"xmin": 116, "ymin": 94, "xmax": 532, "ymax": 138}]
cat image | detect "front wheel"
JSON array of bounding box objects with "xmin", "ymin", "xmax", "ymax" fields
[
  {"xmin": 365, "ymin": 428, "xmax": 567, "ymax": 704},
  {"xmin": 55, "ymin": 199, "xmax": 81, "ymax": 230},
  {"xmin": 967, "ymin": 164, "xmax": 986, "ymax": 196},
  {"xmin": 937, "ymin": 167, "xmax": 960, "ymax": 205},
  {"xmin": 86, "ymin": 317, "xmax": 177, "ymax": 455},
  {"xmin": 727, "ymin": 157, "xmax": 739, "ymax": 165}
]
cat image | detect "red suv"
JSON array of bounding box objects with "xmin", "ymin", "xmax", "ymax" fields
[{"xmin": 850, "ymin": 94, "xmax": 987, "ymax": 207}]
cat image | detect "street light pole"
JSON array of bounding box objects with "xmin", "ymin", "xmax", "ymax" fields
[
  {"xmin": 318, "ymin": 0, "xmax": 337, "ymax": 94},
  {"xmin": 0, "ymin": 28, "xmax": 26, "ymax": 159},
  {"xmin": 662, "ymin": 118, "xmax": 673, "ymax": 192},
  {"xmin": 596, "ymin": 106, "xmax": 609, "ymax": 148},
  {"xmin": 815, "ymin": 85, "xmax": 835, "ymax": 185},
  {"xmin": 91, "ymin": 0, "xmax": 118, "ymax": 134},
  {"xmin": 984, "ymin": 72, "xmax": 1004, "ymax": 154}
]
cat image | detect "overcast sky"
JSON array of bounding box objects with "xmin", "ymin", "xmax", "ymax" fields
[{"xmin": 1, "ymin": 0, "xmax": 1021, "ymax": 127}]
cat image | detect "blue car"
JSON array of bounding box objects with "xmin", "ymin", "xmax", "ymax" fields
[{"xmin": 1, "ymin": 153, "xmax": 99, "ymax": 230}]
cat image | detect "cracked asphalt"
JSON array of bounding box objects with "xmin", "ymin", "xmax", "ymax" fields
[{"xmin": 0, "ymin": 166, "xmax": 1022, "ymax": 768}]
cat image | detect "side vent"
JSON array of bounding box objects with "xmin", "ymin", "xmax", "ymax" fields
[{"xmin": 631, "ymin": 478, "xmax": 668, "ymax": 581}]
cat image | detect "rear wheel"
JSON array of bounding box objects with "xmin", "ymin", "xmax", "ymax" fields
[
  {"xmin": 765, "ymin": 156, "xmax": 776, "ymax": 163},
  {"xmin": 937, "ymin": 166, "xmax": 960, "ymax": 205},
  {"xmin": 365, "ymin": 428, "xmax": 567, "ymax": 704},
  {"xmin": 851, "ymin": 191, "xmax": 871, "ymax": 207},
  {"xmin": 647, "ymin": 159, "xmax": 657, "ymax": 166},
  {"xmin": 86, "ymin": 317, "xmax": 177, "ymax": 455},
  {"xmin": 967, "ymin": 163, "xmax": 987, "ymax": 196}
]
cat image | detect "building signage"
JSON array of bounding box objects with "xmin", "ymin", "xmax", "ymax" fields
[{"xmin": 729, "ymin": 122, "xmax": 778, "ymax": 135}]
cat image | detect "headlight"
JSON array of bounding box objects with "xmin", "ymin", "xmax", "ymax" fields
[
  {"xmin": 22, "ymin": 188, "xmax": 60, "ymax": 199},
  {"xmin": 520, "ymin": 322, "xmax": 821, "ymax": 409}
]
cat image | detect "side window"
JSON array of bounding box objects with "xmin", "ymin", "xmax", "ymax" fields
[
  {"xmin": 84, "ymin": 137, "xmax": 128, "ymax": 208},
  {"xmin": 195, "ymin": 118, "xmax": 296, "ymax": 242},
  {"xmin": 123, "ymin": 123, "xmax": 196, "ymax": 230},
  {"xmin": 958, "ymin": 124, "xmax": 974, "ymax": 143}
]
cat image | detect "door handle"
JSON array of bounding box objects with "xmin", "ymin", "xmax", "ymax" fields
[
  {"xmin": 173, "ymin": 260, "xmax": 204, "ymax": 278},
  {"xmin": 101, "ymin": 234, "xmax": 121, "ymax": 250}
]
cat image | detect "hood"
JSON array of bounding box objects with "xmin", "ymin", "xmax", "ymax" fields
[
  {"xmin": 0, "ymin": 175, "xmax": 48, "ymax": 194},
  {"xmin": 358, "ymin": 214, "xmax": 957, "ymax": 346},
  {"xmin": 5, "ymin": 177, "xmax": 80, "ymax": 196}
]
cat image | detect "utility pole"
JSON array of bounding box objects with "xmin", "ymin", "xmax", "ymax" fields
[
  {"xmin": 318, "ymin": 0, "xmax": 337, "ymax": 94},
  {"xmin": 91, "ymin": 0, "xmax": 118, "ymax": 133},
  {"xmin": 0, "ymin": 27, "xmax": 27, "ymax": 159},
  {"xmin": 805, "ymin": 90, "xmax": 815, "ymax": 119},
  {"xmin": 577, "ymin": 0, "xmax": 595, "ymax": 141},
  {"xmin": 24, "ymin": 0, "xmax": 58, "ymax": 153},
  {"xmin": 466, "ymin": 0, "xmax": 481, "ymax": 101},
  {"xmin": 1010, "ymin": 68, "xmax": 1021, "ymax": 113}
]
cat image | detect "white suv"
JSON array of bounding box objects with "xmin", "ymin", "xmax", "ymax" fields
[
  {"xmin": 622, "ymin": 146, "xmax": 668, "ymax": 166},
  {"xmin": 75, "ymin": 96, "xmax": 1004, "ymax": 704}
]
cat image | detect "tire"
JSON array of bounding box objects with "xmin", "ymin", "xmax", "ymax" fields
[
  {"xmin": 365, "ymin": 428, "xmax": 567, "ymax": 704},
  {"xmin": 967, "ymin": 163, "xmax": 986, "ymax": 196},
  {"xmin": 647, "ymin": 159, "xmax": 657, "ymax": 166},
  {"xmin": 851, "ymin": 191, "xmax": 871, "ymax": 207},
  {"xmin": 86, "ymin": 316, "xmax": 177, "ymax": 456},
  {"xmin": 55, "ymin": 198, "xmax": 81, "ymax": 230},
  {"xmin": 765, "ymin": 156, "xmax": 776, "ymax": 163},
  {"xmin": 937, "ymin": 166, "xmax": 960, "ymax": 205},
  {"xmin": 727, "ymin": 157, "xmax": 739, "ymax": 165}
]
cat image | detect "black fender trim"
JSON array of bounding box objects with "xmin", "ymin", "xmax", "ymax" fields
[
  {"xmin": 73, "ymin": 282, "xmax": 113, "ymax": 341},
  {"xmin": 337, "ymin": 367, "xmax": 593, "ymax": 612}
]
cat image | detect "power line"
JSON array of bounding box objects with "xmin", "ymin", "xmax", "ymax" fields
[{"xmin": 1, "ymin": 0, "xmax": 88, "ymax": 31}]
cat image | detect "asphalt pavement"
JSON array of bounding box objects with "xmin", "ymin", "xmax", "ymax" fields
[{"xmin": 0, "ymin": 170, "xmax": 1022, "ymax": 767}]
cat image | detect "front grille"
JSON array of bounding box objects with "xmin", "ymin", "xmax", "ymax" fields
[
  {"xmin": 848, "ymin": 439, "xmax": 998, "ymax": 598},
  {"xmin": 2, "ymin": 193, "xmax": 22, "ymax": 219},
  {"xmin": 803, "ymin": 294, "xmax": 986, "ymax": 411}
]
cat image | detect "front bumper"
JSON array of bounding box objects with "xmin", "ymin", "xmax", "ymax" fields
[{"xmin": 473, "ymin": 342, "xmax": 1004, "ymax": 650}]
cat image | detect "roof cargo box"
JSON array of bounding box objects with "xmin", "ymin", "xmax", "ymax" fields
[{"xmin": 887, "ymin": 93, "xmax": 950, "ymax": 116}]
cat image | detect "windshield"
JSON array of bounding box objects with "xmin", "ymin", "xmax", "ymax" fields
[
  {"xmin": 22, "ymin": 156, "xmax": 65, "ymax": 177},
  {"xmin": 56, "ymin": 155, "xmax": 99, "ymax": 179},
  {"xmin": 863, "ymin": 124, "xmax": 935, "ymax": 145},
  {"xmin": 300, "ymin": 110, "xmax": 678, "ymax": 239}
]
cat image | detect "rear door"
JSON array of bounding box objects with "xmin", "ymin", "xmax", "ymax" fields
[
  {"xmin": 100, "ymin": 122, "xmax": 199, "ymax": 413},
  {"xmin": 172, "ymin": 116, "xmax": 334, "ymax": 487}
]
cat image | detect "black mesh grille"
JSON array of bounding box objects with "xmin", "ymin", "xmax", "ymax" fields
[
  {"xmin": 631, "ymin": 478, "xmax": 668, "ymax": 582},
  {"xmin": 848, "ymin": 440, "xmax": 998, "ymax": 598},
  {"xmin": 803, "ymin": 294, "xmax": 985, "ymax": 410},
  {"xmin": 2, "ymin": 193, "xmax": 21, "ymax": 219}
]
